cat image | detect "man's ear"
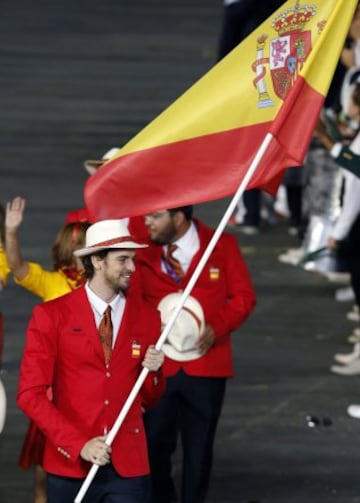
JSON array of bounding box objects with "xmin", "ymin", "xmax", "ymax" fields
[
  {"xmin": 172, "ymin": 211, "xmax": 185, "ymax": 228},
  {"xmin": 91, "ymin": 255, "xmax": 102, "ymax": 270}
]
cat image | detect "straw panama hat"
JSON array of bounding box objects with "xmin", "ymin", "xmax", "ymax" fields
[
  {"xmin": 158, "ymin": 292, "xmax": 205, "ymax": 362},
  {"xmin": 0, "ymin": 377, "xmax": 6, "ymax": 434},
  {"xmin": 83, "ymin": 147, "xmax": 120, "ymax": 175},
  {"xmin": 73, "ymin": 219, "xmax": 148, "ymax": 257}
]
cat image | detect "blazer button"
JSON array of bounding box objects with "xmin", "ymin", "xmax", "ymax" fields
[
  {"xmin": 134, "ymin": 428, "xmax": 140, "ymax": 434},
  {"xmin": 104, "ymin": 400, "xmax": 109, "ymax": 405}
]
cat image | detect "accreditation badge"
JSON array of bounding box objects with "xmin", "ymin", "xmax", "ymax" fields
[
  {"xmin": 209, "ymin": 267, "xmax": 220, "ymax": 281},
  {"xmin": 131, "ymin": 341, "xmax": 141, "ymax": 358}
]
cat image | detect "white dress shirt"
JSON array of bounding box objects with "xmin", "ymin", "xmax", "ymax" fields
[
  {"xmin": 162, "ymin": 221, "xmax": 200, "ymax": 275},
  {"xmin": 85, "ymin": 282, "xmax": 126, "ymax": 347}
]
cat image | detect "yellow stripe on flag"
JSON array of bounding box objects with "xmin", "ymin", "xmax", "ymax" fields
[
  {"xmin": 85, "ymin": 0, "xmax": 358, "ymax": 221},
  {"xmin": 106, "ymin": 0, "xmax": 357, "ymax": 158}
]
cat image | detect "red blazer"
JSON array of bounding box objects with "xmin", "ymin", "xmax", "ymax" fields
[
  {"xmin": 135, "ymin": 219, "xmax": 256, "ymax": 378},
  {"xmin": 17, "ymin": 286, "xmax": 165, "ymax": 478}
]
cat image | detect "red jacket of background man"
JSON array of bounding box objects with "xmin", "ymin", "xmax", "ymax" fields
[
  {"xmin": 17, "ymin": 286, "xmax": 165, "ymax": 478},
  {"xmin": 135, "ymin": 219, "xmax": 256, "ymax": 377}
]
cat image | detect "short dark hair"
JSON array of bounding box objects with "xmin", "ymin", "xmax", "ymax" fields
[
  {"xmin": 81, "ymin": 249, "xmax": 109, "ymax": 279},
  {"xmin": 168, "ymin": 206, "xmax": 193, "ymax": 221}
]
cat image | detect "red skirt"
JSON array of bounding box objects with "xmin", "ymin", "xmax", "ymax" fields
[{"xmin": 18, "ymin": 420, "xmax": 45, "ymax": 469}]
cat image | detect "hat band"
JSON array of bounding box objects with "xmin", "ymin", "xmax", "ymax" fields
[
  {"xmin": 182, "ymin": 306, "xmax": 202, "ymax": 330},
  {"xmin": 91, "ymin": 235, "xmax": 136, "ymax": 247}
]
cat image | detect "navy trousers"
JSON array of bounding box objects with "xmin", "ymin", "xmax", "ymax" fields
[
  {"xmin": 47, "ymin": 464, "xmax": 151, "ymax": 503},
  {"xmin": 144, "ymin": 370, "xmax": 227, "ymax": 503}
]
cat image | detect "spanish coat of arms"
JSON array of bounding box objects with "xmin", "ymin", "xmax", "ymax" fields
[{"xmin": 252, "ymin": 1, "xmax": 325, "ymax": 108}]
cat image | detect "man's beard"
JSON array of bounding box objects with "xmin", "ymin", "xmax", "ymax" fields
[{"xmin": 150, "ymin": 223, "xmax": 177, "ymax": 245}]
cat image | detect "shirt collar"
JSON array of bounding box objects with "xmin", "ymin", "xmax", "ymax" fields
[
  {"xmin": 85, "ymin": 282, "xmax": 123, "ymax": 316},
  {"xmin": 171, "ymin": 221, "xmax": 198, "ymax": 252}
]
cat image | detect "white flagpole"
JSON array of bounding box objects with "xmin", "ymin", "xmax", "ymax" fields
[{"xmin": 74, "ymin": 132, "xmax": 274, "ymax": 503}]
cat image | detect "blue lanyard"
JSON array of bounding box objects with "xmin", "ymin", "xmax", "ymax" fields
[{"xmin": 162, "ymin": 255, "xmax": 182, "ymax": 284}]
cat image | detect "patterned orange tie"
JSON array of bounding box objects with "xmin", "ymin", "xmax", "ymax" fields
[
  {"xmin": 165, "ymin": 244, "xmax": 184, "ymax": 283},
  {"xmin": 98, "ymin": 305, "xmax": 113, "ymax": 365}
]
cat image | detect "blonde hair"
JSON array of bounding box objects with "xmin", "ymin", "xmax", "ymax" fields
[{"xmin": 51, "ymin": 222, "xmax": 90, "ymax": 270}]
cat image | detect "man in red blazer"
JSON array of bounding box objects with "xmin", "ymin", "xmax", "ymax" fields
[
  {"xmin": 135, "ymin": 206, "xmax": 256, "ymax": 503},
  {"xmin": 17, "ymin": 219, "xmax": 165, "ymax": 503}
]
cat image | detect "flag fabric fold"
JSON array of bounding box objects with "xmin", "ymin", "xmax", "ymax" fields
[{"xmin": 85, "ymin": 0, "xmax": 357, "ymax": 220}]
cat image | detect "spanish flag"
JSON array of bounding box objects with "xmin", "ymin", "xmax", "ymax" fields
[{"xmin": 85, "ymin": 0, "xmax": 357, "ymax": 220}]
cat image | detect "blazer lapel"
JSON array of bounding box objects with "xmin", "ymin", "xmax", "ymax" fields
[
  {"xmin": 184, "ymin": 220, "xmax": 213, "ymax": 280},
  {"xmin": 66, "ymin": 287, "xmax": 105, "ymax": 363},
  {"xmin": 112, "ymin": 291, "xmax": 142, "ymax": 361}
]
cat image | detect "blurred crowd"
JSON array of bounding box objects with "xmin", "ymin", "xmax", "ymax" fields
[{"xmin": 221, "ymin": 0, "xmax": 360, "ymax": 418}]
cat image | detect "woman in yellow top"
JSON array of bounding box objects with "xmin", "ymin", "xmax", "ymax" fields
[
  {"xmin": 5, "ymin": 196, "xmax": 90, "ymax": 503},
  {"xmin": 5, "ymin": 197, "xmax": 88, "ymax": 301}
]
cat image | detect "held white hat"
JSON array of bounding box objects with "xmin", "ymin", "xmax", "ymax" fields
[
  {"xmin": 158, "ymin": 293, "xmax": 205, "ymax": 362},
  {"xmin": 83, "ymin": 147, "xmax": 120, "ymax": 175},
  {"xmin": 0, "ymin": 377, "xmax": 6, "ymax": 434},
  {"xmin": 73, "ymin": 219, "xmax": 148, "ymax": 257}
]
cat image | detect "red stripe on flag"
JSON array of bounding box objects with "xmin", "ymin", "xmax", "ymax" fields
[{"xmin": 85, "ymin": 78, "xmax": 324, "ymax": 220}]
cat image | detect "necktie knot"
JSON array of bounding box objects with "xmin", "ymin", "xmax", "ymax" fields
[
  {"xmin": 165, "ymin": 244, "xmax": 184, "ymax": 282},
  {"xmin": 102, "ymin": 305, "xmax": 112, "ymax": 327},
  {"xmin": 166, "ymin": 244, "xmax": 178, "ymax": 259}
]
